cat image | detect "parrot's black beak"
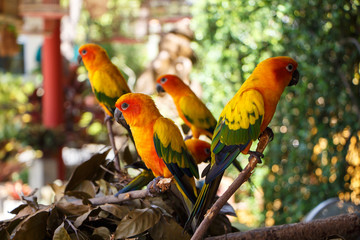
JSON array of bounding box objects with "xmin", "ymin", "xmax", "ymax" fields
[
  {"xmin": 77, "ymin": 55, "xmax": 83, "ymax": 65},
  {"xmin": 288, "ymin": 69, "xmax": 300, "ymax": 86},
  {"xmin": 114, "ymin": 108, "xmax": 126, "ymax": 124},
  {"xmin": 156, "ymin": 84, "xmax": 165, "ymax": 93}
]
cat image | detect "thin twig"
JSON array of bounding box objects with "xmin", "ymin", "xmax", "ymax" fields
[
  {"xmin": 100, "ymin": 164, "xmax": 116, "ymax": 176},
  {"xmin": 191, "ymin": 129, "xmax": 272, "ymax": 240},
  {"xmin": 106, "ymin": 118, "xmax": 121, "ymax": 172}
]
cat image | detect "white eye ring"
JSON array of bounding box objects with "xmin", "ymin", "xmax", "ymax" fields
[
  {"xmin": 286, "ymin": 64, "xmax": 294, "ymax": 72},
  {"xmin": 81, "ymin": 49, "xmax": 87, "ymax": 55},
  {"xmin": 160, "ymin": 77, "xmax": 167, "ymax": 84},
  {"xmin": 121, "ymin": 102, "xmax": 129, "ymax": 110}
]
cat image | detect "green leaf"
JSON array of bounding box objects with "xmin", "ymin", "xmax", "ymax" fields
[
  {"xmin": 65, "ymin": 150, "xmax": 110, "ymax": 192},
  {"xmin": 114, "ymin": 207, "xmax": 162, "ymax": 239},
  {"xmin": 53, "ymin": 223, "xmax": 71, "ymax": 240}
]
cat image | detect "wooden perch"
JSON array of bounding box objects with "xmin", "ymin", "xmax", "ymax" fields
[
  {"xmin": 89, "ymin": 189, "xmax": 151, "ymax": 205},
  {"xmin": 191, "ymin": 128, "xmax": 272, "ymax": 240},
  {"xmin": 69, "ymin": 189, "xmax": 151, "ymax": 206},
  {"xmin": 205, "ymin": 213, "xmax": 360, "ymax": 240},
  {"xmin": 72, "ymin": 178, "xmax": 173, "ymax": 206}
]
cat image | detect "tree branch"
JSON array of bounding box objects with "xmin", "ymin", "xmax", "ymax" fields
[
  {"xmin": 89, "ymin": 189, "xmax": 151, "ymax": 205},
  {"xmin": 72, "ymin": 178, "xmax": 173, "ymax": 206},
  {"xmin": 205, "ymin": 213, "xmax": 360, "ymax": 240},
  {"xmin": 191, "ymin": 128, "xmax": 272, "ymax": 240}
]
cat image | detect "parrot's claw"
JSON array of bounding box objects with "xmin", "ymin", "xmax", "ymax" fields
[
  {"xmin": 184, "ymin": 135, "xmax": 193, "ymax": 141},
  {"xmin": 147, "ymin": 176, "xmax": 163, "ymax": 195},
  {"xmin": 259, "ymin": 127, "xmax": 274, "ymax": 142},
  {"xmin": 248, "ymin": 151, "xmax": 264, "ymax": 164},
  {"xmin": 104, "ymin": 115, "xmax": 113, "ymax": 123}
]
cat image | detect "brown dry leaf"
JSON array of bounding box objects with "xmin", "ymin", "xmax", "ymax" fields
[
  {"xmin": 114, "ymin": 207, "xmax": 162, "ymax": 239},
  {"xmin": 74, "ymin": 207, "xmax": 101, "ymax": 228},
  {"xmin": 0, "ymin": 229, "xmax": 10, "ymax": 240},
  {"xmin": 55, "ymin": 199, "xmax": 90, "ymax": 216},
  {"xmin": 11, "ymin": 205, "xmax": 36, "ymax": 220},
  {"xmin": 53, "ymin": 222, "xmax": 71, "ymax": 240},
  {"xmin": 49, "ymin": 182, "xmax": 66, "ymax": 201},
  {"xmin": 92, "ymin": 226, "xmax": 111, "ymax": 240},
  {"xmin": 149, "ymin": 216, "xmax": 190, "ymax": 240},
  {"xmin": 9, "ymin": 204, "xmax": 28, "ymax": 215},
  {"xmin": 65, "ymin": 150, "xmax": 109, "ymax": 192},
  {"xmin": 100, "ymin": 204, "xmax": 131, "ymax": 219},
  {"xmin": 47, "ymin": 207, "xmax": 64, "ymax": 236},
  {"xmin": 12, "ymin": 210, "xmax": 49, "ymax": 240}
]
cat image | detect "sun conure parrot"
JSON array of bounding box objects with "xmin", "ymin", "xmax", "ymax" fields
[
  {"xmin": 114, "ymin": 93, "xmax": 199, "ymax": 206},
  {"xmin": 115, "ymin": 138, "xmax": 211, "ymax": 195},
  {"xmin": 185, "ymin": 138, "xmax": 211, "ymax": 164},
  {"xmin": 78, "ymin": 43, "xmax": 134, "ymax": 169},
  {"xmin": 186, "ymin": 56, "xmax": 300, "ymax": 228},
  {"xmin": 78, "ymin": 43, "xmax": 131, "ymax": 117},
  {"xmin": 156, "ymin": 74, "xmax": 244, "ymax": 173},
  {"xmin": 156, "ymin": 74, "xmax": 217, "ymax": 139}
]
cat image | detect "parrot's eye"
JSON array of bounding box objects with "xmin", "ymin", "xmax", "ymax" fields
[
  {"xmin": 160, "ymin": 77, "xmax": 167, "ymax": 84},
  {"xmin": 121, "ymin": 102, "xmax": 129, "ymax": 110},
  {"xmin": 204, "ymin": 148, "xmax": 211, "ymax": 155},
  {"xmin": 81, "ymin": 49, "xmax": 87, "ymax": 55},
  {"xmin": 286, "ymin": 63, "xmax": 294, "ymax": 72}
]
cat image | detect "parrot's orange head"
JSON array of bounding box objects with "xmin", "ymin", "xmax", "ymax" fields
[
  {"xmin": 257, "ymin": 56, "xmax": 299, "ymax": 88},
  {"xmin": 185, "ymin": 139, "xmax": 211, "ymax": 164},
  {"xmin": 114, "ymin": 93, "xmax": 161, "ymax": 126},
  {"xmin": 155, "ymin": 74, "xmax": 187, "ymax": 96},
  {"xmin": 78, "ymin": 43, "xmax": 109, "ymax": 70}
]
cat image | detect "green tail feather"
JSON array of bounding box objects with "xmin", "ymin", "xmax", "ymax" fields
[{"xmin": 115, "ymin": 170, "xmax": 154, "ymax": 196}]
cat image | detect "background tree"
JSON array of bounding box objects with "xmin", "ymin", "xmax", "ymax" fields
[{"xmin": 191, "ymin": 0, "xmax": 360, "ymax": 226}]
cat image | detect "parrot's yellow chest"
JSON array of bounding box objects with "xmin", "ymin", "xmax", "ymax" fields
[{"xmin": 131, "ymin": 125, "xmax": 172, "ymax": 178}]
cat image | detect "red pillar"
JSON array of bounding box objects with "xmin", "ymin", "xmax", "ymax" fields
[{"xmin": 42, "ymin": 19, "xmax": 65, "ymax": 180}]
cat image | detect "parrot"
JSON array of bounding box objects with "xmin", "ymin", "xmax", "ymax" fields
[
  {"xmin": 156, "ymin": 74, "xmax": 217, "ymax": 139},
  {"xmin": 115, "ymin": 139, "xmax": 211, "ymax": 195},
  {"xmin": 114, "ymin": 93, "xmax": 199, "ymax": 206},
  {"xmin": 78, "ymin": 43, "xmax": 135, "ymax": 169},
  {"xmin": 186, "ymin": 56, "xmax": 300, "ymax": 228},
  {"xmin": 185, "ymin": 138, "xmax": 211, "ymax": 165},
  {"xmin": 78, "ymin": 43, "xmax": 131, "ymax": 117},
  {"xmin": 156, "ymin": 74, "xmax": 245, "ymax": 173}
]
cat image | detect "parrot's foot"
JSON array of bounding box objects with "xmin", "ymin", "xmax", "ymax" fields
[
  {"xmin": 147, "ymin": 176, "xmax": 163, "ymax": 195},
  {"xmin": 259, "ymin": 127, "xmax": 274, "ymax": 142},
  {"xmin": 248, "ymin": 151, "xmax": 264, "ymax": 164},
  {"xmin": 104, "ymin": 115, "xmax": 113, "ymax": 123},
  {"xmin": 156, "ymin": 177, "xmax": 172, "ymax": 192},
  {"xmin": 184, "ymin": 135, "xmax": 193, "ymax": 141}
]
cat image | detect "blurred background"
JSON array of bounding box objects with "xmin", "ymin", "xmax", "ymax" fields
[{"xmin": 0, "ymin": 0, "xmax": 359, "ymax": 230}]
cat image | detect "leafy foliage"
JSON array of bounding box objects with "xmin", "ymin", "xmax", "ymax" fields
[{"xmin": 191, "ymin": 0, "xmax": 360, "ymax": 226}]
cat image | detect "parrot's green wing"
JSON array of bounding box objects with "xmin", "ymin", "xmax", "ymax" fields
[
  {"xmin": 207, "ymin": 89, "xmax": 265, "ymax": 182},
  {"xmin": 153, "ymin": 117, "xmax": 199, "ymax": 203}
]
